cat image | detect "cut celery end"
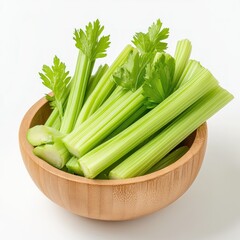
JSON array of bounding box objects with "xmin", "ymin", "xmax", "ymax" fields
[
  {"xmin": 109, "ymin": 86, "xmax": 233, "ymax": 179},
  {"xmin": 176, "ymin": 60, "xmax": 202, "ymax": 89},
  {"xmin": 33, "ymin": 140, "xmax": 71, "ymax": 169},
  {"xmin": 75, "ymin": 44, "xmax": 134, "ymax": 124},
  {"xmin": 145, "ymin": 146, "xmax": 189, "ymax": 174},
  {"xmin": 79, "ymin": 67, "xmax": 219, "ymax": 179},
  {"xmin": 27, "ymin": 125, "xmax": 63, "ymax": 147},
  {"xmin": 66, "ymin": 156, "xmax": 83, "ymax": 175}
]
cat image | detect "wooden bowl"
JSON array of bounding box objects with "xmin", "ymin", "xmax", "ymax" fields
[{"xmin": 19, "ymin": 96, "xmax": 207, "ymax": 221}]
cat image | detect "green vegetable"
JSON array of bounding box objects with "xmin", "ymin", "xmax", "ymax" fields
[
  {"xmin": 75, "ymin": 44, "xmax": 133, "ymax": 124},
  {"xmin": 64, "ymin": 87, "xmax": 145, "ymax": 157},
  {"xmin": 60, "ymin": 20, "xmax": 110, "ymax": 133},
  {"xmin": 142, "ymin": 53, "xmax": 175, "ymax": 108},
  {"xmin": 172, "ymin": 39, "xmax": 192, "ymax": 89},
  {"xmin": 84, "ymin": 64, "xmax": 109, "ymax": 101},
  {"xmin": 75, "ymin": 19, "xmax": 169, "ymax": 124},
  {"xmin": 63, "ymin": 20, "xmax": 172, "ymax": 157},
  {"xmin": 26, "ymin": 19, "xmax": 233, "ymax": 179},
  {"xmin": 78, "ymin": 67, "xmax": 219, "ymax": 179},
  {"xmin": 63, "ymin": 54, "xmax": 175, "ymax": 157},
  {"xmin": 145, "ymin": 146, "xmax": 189, "ymax": 174},
  {"xmin": 103, "ymin": 105, "xmax": 148, "ymax": 141},
  {"xmin": 132, "ymin": 19, "xmax": 169, "ymax": 54},
  {"xmin": 27, "ymin": 125, "xmax": 63, "ymax": 146},
  {"xmin": 39, "ymin": 55, "xmax": 71, "ymax": 122},
  {"xmin": 34, "ymin": 139, "xmax": 71, "ymax": 169},
  {"xmin": 66, "ymin": 156, "xmax": 83, "ymax": 175},
  {"xmin": 109, "ymin": 86, "xmax": 233, "ymax": 179}
]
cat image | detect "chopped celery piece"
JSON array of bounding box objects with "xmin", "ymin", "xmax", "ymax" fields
[
  {"xmin": 63, "ymin": 88, "xmax": 144, "ymax": 157},
  {"xmin": 109, "ymin": 86, "xmax": 233, "ymax": 179},
  {"xmin": 27, "ymin": 125, "xmax": 63, "ymax": 146},
  {"xmin": 33, "ymin": 140, "xmax": 71, "ymax": 169}
]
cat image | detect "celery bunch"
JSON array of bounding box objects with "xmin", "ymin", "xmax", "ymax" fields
[{"xmin": 27, "ymin": 19, "xmax": 233, "ymax": 179}]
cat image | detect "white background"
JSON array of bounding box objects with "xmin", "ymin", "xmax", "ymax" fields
[{"xmin": 0, "ymin": 0, "xmax": 239, "ymax": 239}]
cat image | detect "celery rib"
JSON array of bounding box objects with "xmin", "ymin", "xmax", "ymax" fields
[
  {"xmin": 60, "ymin": 53, "xmax": 93, "ymax": 133},
  {"xmin": 145, "ymin": 146, "xmax": 189, "ymax": 174},
  {"xmin": 66, "ymin": 156, "xmax": 83, "ymax": 175},
  {"xmin": 172, "ymin": 39, "xmax": 192, "ymax": 89},
  {"xmin": 75, "ymin": 44, "xmax": 133, "ymax": 125},
  {"xmin": 84, "ymin": 64, "xmax": 109, "ymax": 102},
  {"xmin": 79, "ymin": 68, "xmax": 219, "ymax": 178},
  {"xmin": 63, "ymin": 88, "xmax": 145, "ymax": 157},
  {"xmin": 33, "ymin": 140, "xmax": 71, "ymax": 169},
  {"xmin": 109, "ymin": 87, "xmax": 233, "ymax": 179}
]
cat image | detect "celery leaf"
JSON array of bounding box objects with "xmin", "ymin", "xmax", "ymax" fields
[
  {"xmin": 132, "ymin": 19, "xmax": 169, "ymax": 54},
  {"xmin": 113, "ymin": 50, "xmax": 154, "ymax": 91},
  {"xmin": 74, "ymin": 19, "xmax": 110, "ymax": 60},
  {"xmin": 39, "ymin": 56, "xmax": 71, "ymax": 120},
  {"xmin": 143, "ymin": 53, "xmax": 175, "ymax": 108}
]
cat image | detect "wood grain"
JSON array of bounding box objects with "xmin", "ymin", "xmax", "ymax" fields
[{"xmin": 19, "ymin": 96, "xmax": 207, "ymax": 221}]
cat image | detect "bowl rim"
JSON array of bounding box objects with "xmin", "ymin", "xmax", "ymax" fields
[{"xmin": 19, "ymin": 96, "xmax": 207, "ymax": 186}]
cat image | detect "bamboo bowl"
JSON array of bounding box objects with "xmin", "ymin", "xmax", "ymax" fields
[{"xmin": 19, "ymin": 96, "xmax": 207, "ymax": 221}]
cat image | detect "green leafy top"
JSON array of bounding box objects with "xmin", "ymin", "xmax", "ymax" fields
[
  {"xmin": 132, "ymin": 19, "xmax": 169, "ymax": 54},
  {"xmin": 112, "ymin": 49, "xmax": 155, "ymax": 91},
  {"xmin": 73, "ymin": 19, "xmax": 110, "ymax": 61},
  {"xmin": 113, "ymin": 19, "xmax": 169, "ymax": 92},
  {"xmin": 39, "ymin": 56, "xmax": 71, "ymax": 120},
  {"xmin": 143, "ymin": 53, "xmax": 175, "ymax": 108}
]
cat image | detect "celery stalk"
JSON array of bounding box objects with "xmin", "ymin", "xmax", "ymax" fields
[
  {"xmin": 172, "ymin": 39, "xmax": 192, "ymax": 88},
  {"xmin": 63, "ymin": 52, "xmax": 176, "ymax": 157},
  {"xmin": 109, "ymin": 87, "xmax": 233, "ymax": 179},
  {"xmin": 33, "ymin": 139, "xmax": 71, "ymax": 169},
  {"xmin": 104, "ymin": 105, "xmax": 148, "ymax": 141},
  {"xmin": 60, "ymin": 53, "xmax": 93, "ymax": 133},
  {"xmin": 60, "ymin": 20, "xmax": 110, "ymax": 133},
  {"xmin": 45, "ymin": 86, "xmax": 70, "ymax": 129},
  {"xmin": 63, "ymin": 88, "xmax": 145, "ymax": 157},
  {"xmin": 145, "ymin": 146, "xmax": 189, "ymax": 174},
  {"xmin": 66, "ymin": 156, "xmax": 83, "ymax": 175},
  {"xmin": 44, "ymin": 107, "xmax": 61, "ymax": 129},
  {"xmin": 75, "ymin": 44, "xmax": 133, "ymax": 125},
  {"xmin": 176, "ymin": 60, "xmax": 202, "ymax": 89},
  {"xmin": 27, "ymin": 125, "xmax": 63, "ymax": 146},
  {"xmin": 79, "ymin": 68, "xmax": 219, "ymax": 178},
  {"xmin": 84, "ymin": 64, "xmax": 109, "ymax": 101}
]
